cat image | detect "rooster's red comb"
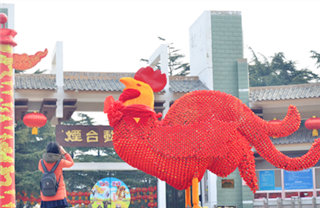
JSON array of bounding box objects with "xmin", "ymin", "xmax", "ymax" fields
[{"xmin": 134, "ymin": 66, "xmax": 167, "ymax": 92}]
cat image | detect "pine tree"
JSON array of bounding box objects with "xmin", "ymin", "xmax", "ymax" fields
[
  {"xmin": 310, "ymin": 50, "xmax": 320, "ymax": 69},
  {"xmin": 249, "ymin": 48, "xmax": 319, "ymax": 87},
  {"xmin": 141, "ymin": 37, "xmax": 190, "ymax": 76},
  {"xmin": 15, "ymin": 120, "xmax": 56, "ymax": 207}
]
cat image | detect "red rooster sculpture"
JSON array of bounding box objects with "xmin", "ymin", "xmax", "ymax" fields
[{"xmin": 104, "ymin": 67, "xmax": 320, "ymax": 208}]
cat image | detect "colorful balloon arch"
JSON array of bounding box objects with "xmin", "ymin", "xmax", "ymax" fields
[{"xmin": 0, "ymin": 13, "xmax": 47, "ymax": 207}]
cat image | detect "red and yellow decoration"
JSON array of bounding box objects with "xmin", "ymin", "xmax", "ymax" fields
[
  {"xmin": 268, "ymin": 118, "xmax": 282, "ymax": 138},
  {"xmin": 12, "ymin": 49, "xmax": 48, "ymax": 70},
  {"xmin": 0, "ymin": 13, "xmax": 47, "ymax": 207},
  {"xmin": 305, "ymin": 116, "xmax": 320, "ymax": 136},
  {"xmin": 104, "ymin": 67, "xmax": 320, "ymax": 208},
  {"xmin": 23, "ymin": 112, "xmax": 47, "ymax": 135}
]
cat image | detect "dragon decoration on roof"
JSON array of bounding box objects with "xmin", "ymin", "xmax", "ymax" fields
[{"xmin": 104, "ymin": 67, "xmax": 320, "ymax": 208}]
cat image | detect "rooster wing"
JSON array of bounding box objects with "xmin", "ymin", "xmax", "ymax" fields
[
  {"xmin": 162, "ymin": 90, "xmax": 243, "ymax": 126},
  {"xmin": 147, "ymin": 119, "xmax": 239, "ymax": 158}
]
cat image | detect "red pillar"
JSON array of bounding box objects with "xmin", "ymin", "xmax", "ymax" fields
[{"xmin": 0, "ymin": 13, "xmax": 17, "ymax": 208}]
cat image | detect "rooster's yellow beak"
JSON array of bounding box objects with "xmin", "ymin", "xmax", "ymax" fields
[{"xmin": 119, "ymin": 77, "xmax": 136, "ymax": 90}]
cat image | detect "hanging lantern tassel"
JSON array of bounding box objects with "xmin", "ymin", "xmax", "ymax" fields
[
  {"xmin": 23, "ymin": 112, "xmax": 47, "ymax": 135},
  {"xmin": 32, "ymin": 127, "xmax": 38, "ymax": 135},
  {"xmin": 312, "ymin": 129, "xmax": 319, "ymax": 137}
]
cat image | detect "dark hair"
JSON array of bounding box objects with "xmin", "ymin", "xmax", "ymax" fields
[{"xmin": 46, "ymin": 141, "xmax": 62, "ymax": 155}]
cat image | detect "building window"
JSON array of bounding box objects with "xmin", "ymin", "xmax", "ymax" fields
[
  {"xmin": 269, "ymin": 193, "xmax": 281, "ymax": 199},
  {"xmin": 254, "ymin": 193, "xmax": 267, "ymax": 199},
  {"xmin": 284, "ymin": 169, "xmax": 313, "ymax": 190},
  {"xmin": 204, "ymin": 171, "xmax": 209, "ymax": 203},
  {"xmin": 221, "ymin": 179, "xmax": 234, "ymax": 188},
  {"xmin": 300, "ymin": 191, "xmax": 313, "ymax": 198},
  {"xmin": 285, "ymin": 192, "xmax": 298, "ymax": 198},
  {"xmin": 256, "ymin": 170, "xmax": 281, "ymax": 191},
  {"xmin": 254, "ymin": 168, "xmax": 317, "ymax": 200}
]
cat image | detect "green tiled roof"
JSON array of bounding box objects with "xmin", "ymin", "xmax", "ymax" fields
[
  {"xmin": 14, "ymin": 72, "xmax": 209, "ymax": 93},
  {"xmin": 272, "ymin": 127, "xmax": 316, "ymax": 145},
  {"xmin": 250, "ymin": 83, "xmax": 320, "ymax": 102}
]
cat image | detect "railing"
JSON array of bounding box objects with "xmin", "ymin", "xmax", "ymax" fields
[{"xmin": 255, "ymin": 197, "xmax": 318, "ymax": 208}]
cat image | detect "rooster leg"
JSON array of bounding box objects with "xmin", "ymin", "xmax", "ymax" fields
[
  {"xmin": 192, "ymin": 177, "xmax": 201, "ymax": 208},
  {"xmin": 185, "ymin": 187, "xmax": 191, "ymax": 208}
]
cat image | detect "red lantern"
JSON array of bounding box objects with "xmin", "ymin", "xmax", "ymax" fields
[
  {"xmin": 77, "ymin": 199, "xmax": 84, "ymax": 206},
  {"xmin": 69, "ymin": 191, "xmax": 77, "ymax": 200},
  {"xmin": 23, "ymin": 112, "xmax": 47, "ymax": 135},
  {"xmin": 70, "ymin": 200, "xmax": 77, "ymax": 207},
  {"xmin": 131, "ymin": 196, "xmax": 135, "ymax": 204},
  {"xmin": 305, "ymin": 116, "xmax": 320, "ymax": 136},
  {"xmin": 16, "ymin": 192, "xmax": 22, "ymax": 203},
  {"xmin": 136, "ymin": 187, "xmax": 141, "ymax": 193},
  {"xmin": 148, "ymin": 186, "xmax": 154, "ymax": 195},
  {"xmin": 77, "ymin": 191, "xmax": 84, "ymax": 200},
  {"xmin": 21, "ymin": 196, "xmax": 29, "ymax": 205},
  {"xmin": 148, "ymin": 202, "xmax": 154, "ymax": 208},
  {"xmin": 84, "ymin": 200, "xmax": 91, "ymax": 208},
  {"xmin": 142, "ymin": 187, "xmax": 148, "ymax": 195},
  {"xmin": 21, "ymin": 191, "xmax": 29, "ymax": 205},
  {"xmin": 142, "ymin": 194, "xmax": 148, "ymax": 203},
  {"xmin": 136, "ymin": 194, "xmax": 141, "ymax": 203},
  {"xmin": 84, "ymin": 191, "xmax": 91, "ymax": 200},
  {"xmin": 130, "ymin": 188, "xmax": 136, "ymax": 195},
  {"xmin": 268, "ymin": 118, "xmax": 281, "ymax": 138},
  {"xmin": 154, "ymin": 202, "xmax": 157, "ymax": 207},
  {"xmin": 36, "ymin": 197, "xmax": 41, "ymax": 205},
  {"xmin": 148, "ymin": 195, "xmax": 154, "ymax": 202},
  {"xmin": 29, "ymin": 194, "xmax": 36, "ymax": 205}
]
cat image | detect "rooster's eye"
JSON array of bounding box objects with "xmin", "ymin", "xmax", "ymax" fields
[{"xmin": 137, "ymin": 83, "xmax": 141, "ymax": 87}]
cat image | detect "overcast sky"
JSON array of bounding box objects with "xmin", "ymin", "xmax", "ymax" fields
[
  {"xmin": 3, "ymin": 0, "xmax": 320, "ymax": 74},
  {"xmin": 2, "ymin": 0, "xmax": 320, "ymax": 124}
]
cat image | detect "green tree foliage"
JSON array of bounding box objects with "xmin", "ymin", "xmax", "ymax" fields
[
  {"xmin": 15, "ymin": 69, "xmax": 48, "ymax": 74},
  {"xmin": 15, "ymin": 120, "xmax": 56, "ymax": 206},
  {"xmin": 310, "ymin": 50, "xmax": 320, "ymax": 69},
  {"xmin": 249, "ymin": 48, "xmax": 319, "ymax": 87},
  {"xmin": 141, "ymin": 37, "xmax": 190, "ymax": 76}
]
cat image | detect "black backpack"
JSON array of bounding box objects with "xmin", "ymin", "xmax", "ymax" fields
[{"xmin": 40, "ymin": 159, "xmax": 61, "ymax": 196}]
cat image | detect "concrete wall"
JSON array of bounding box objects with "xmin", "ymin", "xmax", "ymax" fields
[
  {"xmin": 190, "ymin": 11, "xmax": 213, "ymax": 90},
  {"xmin": 217, "ymin": 168, "xmax": 243, "ymax": 208},
  {"xmin": 211, "ymin": 11, "xmax": 243, "ymax": 97},
  {"xmin": 237, "ymin": 59, "xmax": 249, "ymax": 106}
]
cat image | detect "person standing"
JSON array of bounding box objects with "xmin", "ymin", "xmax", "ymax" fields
[{"xmin": 39, "ymin": 142, "xmax": 74, "ymax": 208}]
